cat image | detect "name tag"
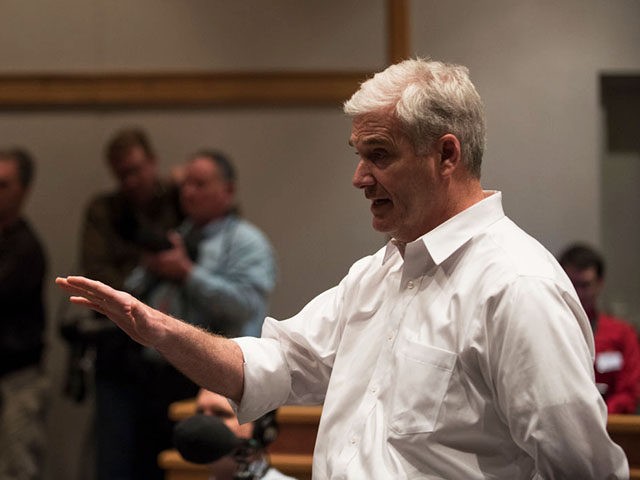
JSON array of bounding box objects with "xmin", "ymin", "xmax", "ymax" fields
[{"xmin": 596, "ymin": 351, "xmax": 624, "ymax": 373}]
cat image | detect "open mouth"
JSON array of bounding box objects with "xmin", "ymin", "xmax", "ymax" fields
[{"xmin": 371, "ymin": 199, "xmax": 392, "ymax": 214}]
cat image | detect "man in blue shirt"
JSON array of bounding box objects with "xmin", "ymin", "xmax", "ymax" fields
[
  {"xmin": 126, "ymin": 149, "xmax": 276, "ymax": 337},
  {"xmin": 124, "ymin": 149, "xmax": 276, "ymax": 479}
]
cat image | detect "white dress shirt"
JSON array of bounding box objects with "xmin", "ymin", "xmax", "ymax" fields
[{"xmin": 235, "ymin": 192, "xmax": 628, "ymax": 479}]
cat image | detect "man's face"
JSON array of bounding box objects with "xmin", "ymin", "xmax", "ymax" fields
[
  {"xmin": 196, "ymin": 389, "xmax": 253, "ymax": 479},
  {"xmin": 563, "ymin": 265, "xmax": 603, "ymax": 314},
  {"xmin": 0, "ymin": 159, "xmax": 27, "ymax": 224},
  {"xmin": 109, "ymin": 145, "xmax": 157, "ymax": 206},
  {"xmin": 180, "ymin": 156, "xmax": 234, "ymax": 226},
  {"xmin": 350, "ymin": 112, "xmax": 441, "ymax": 242},
  {"xmin": 196, "ymin": 389, "xmax": 253, "ymax": 439}
]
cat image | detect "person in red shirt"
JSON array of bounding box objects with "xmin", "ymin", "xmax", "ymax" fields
[{"xmin": 559, "ymin": 243, "xmax": 640, "ymax": 414}]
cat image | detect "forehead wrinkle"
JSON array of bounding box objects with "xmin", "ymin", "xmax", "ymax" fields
[
  {"xmin": 350, "ymin": 132, "xmax": 394, "ymax": 150},
  {"xmin": 351, "ymin": 114, "xmax": 404, "ymax": 149},
  {"xmin": 362, "ymin": 135, "xmax": 389, "ymax": 145}
]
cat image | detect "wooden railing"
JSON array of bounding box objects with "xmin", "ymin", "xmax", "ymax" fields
[
  {"xmin": 159, "ymin": 401, "xmax": 320, "ymax": 480},
  {"xmin": 160, "ymin": 401, "xmax": 640, "ymax": 480},
  {"xmin": 608, "ymin": 414, "xmax": 640, "ymax": 479}
]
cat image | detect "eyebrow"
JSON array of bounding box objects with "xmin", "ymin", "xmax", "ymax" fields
[{"xmin": 348, "ymin": 136, "xmax": 389, "ymax": 148}]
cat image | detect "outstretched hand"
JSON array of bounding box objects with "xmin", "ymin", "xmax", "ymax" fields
[
  {"xmin": 56, "ymin": 275, "xmax": 246, "ymax": 401},
  {"xmin": 55, "ymin": 276, "xmax": 167, "ymax": 348}
]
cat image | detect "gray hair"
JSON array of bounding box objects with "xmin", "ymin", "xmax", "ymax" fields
[{"xmin": 343, "ymin": 58, "xmax": 486, "ymax": 178}]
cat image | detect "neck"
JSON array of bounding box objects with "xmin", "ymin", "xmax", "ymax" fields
[
  {"xmin": 447, "ymin": 181, "xmax": 486, "ymax": 216},
  {"xmin": 411, "ymin": 179, "xmax": 485, "ymax": 241}
]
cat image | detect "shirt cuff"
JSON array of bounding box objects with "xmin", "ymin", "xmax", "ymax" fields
[{"xmin": 232, "ymin": 336, "xmax": 291, "ymax": 424}]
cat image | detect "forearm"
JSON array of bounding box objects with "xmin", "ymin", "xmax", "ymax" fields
[{"xmin": 155, "ymin": 318, "xmax": 245, "ymax": 401}]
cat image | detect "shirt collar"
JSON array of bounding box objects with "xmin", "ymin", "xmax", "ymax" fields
[
  {"xmin": 181, "ymin": 214, "xmax": 237, "ymax": 238},
  {"xmin": 383, "ymin": 190, "xmax": 505, "ymax": 266}
]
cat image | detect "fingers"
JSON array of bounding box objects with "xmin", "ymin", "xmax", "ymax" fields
[
  {"xmin": 56, "ymin": 276, "xmax": 93, "ymax": 292},
  {"xmin": 69, "ymin": 295, "xmax": 107, "ymax": 315},
  {"xmin": 57, "ymin": 275, "xmax": 124, "ymax": 312},
  {"xmin": 57, "ymin": 278, "xmax": 95, "ymax": 303},
  {"xmin": 65, "ymin": 275, "xmax": 108, "ymax": 292},
  {"xmin": 57, "ymin": 275, "xmax": 112, "ymax": 299},
  {"xmin": 56, "ymin": 275, "xmax": 153, "ymax": 345}
]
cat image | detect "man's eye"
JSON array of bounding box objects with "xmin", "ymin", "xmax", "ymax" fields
[{"xmin": 370, "ymin": 151, "xmax": 389, "ymax": 164}]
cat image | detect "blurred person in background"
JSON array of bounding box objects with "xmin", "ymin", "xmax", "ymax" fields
[
  {"xmin": 126, "ymin": 149, "xmax": 276, "ymax": 338},
  {"xmin": 189, "ymin": 389, "xmax": 295, "ymax": 480},
  {"xmin": 124, "ymin": 150, "xmax": 277, "ymax": 478},
  {"xmin": 65, "ymin": 127, "xmax": 183, "ymax": 480},
  {"xmin": 0, "ymin": 148, "xmax": 48, "ymax": 480},
  {"xmin": 559, "ymin": 242, "xmax": 640, "ymax": 414}
]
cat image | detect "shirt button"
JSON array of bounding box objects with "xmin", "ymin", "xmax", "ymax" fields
[
  {"xmin": 407, "ymin": 281, "xmax": 415, "ymax": 289},
  {"xmin": 387, "ymin": 332, "xmax": 394, "ymax": 341},
  {"xmin": 370, "ymin": 386, "xmax": 377, "ymax": 394},
  {"xmin": 350, "ymin": 436, "xmax": 357, "ymax": 445}
]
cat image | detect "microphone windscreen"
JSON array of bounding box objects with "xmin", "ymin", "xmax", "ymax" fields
[{"xmin": 173, "ymin": 413, "xmax": 242, "ymax": 464}]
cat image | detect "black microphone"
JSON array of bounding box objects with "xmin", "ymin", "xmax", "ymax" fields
[{"xmin": 173, "ymin": 414, "xmax": 242, "ymax": 464}]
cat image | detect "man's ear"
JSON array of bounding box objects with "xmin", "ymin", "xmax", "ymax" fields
[
  {"xmin": 594, "ymin": 275, "xmax": 605, "ymax": 297},
  {"xmin": 225, "ymin": 181, "xmax": 236, "ymax": 197},
  {"xmin": 437, "ymin": 134, "xmax": 462, "ymax": 176}
]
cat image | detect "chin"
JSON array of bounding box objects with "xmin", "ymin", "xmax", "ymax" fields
[{"xmin": 372, "ymin": 219, "xmax": 395, "ymax": 235}]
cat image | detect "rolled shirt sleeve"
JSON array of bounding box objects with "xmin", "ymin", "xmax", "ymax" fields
[{"xmin": 233, "ymin": 335, "xmax": 291, "ymax": 424}]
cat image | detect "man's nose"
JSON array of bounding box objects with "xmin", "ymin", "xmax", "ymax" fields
[{"xmin": 352, "ymin": 161, "xmax": 375, "ymax": 189}]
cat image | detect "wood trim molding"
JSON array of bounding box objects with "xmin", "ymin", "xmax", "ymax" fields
[
  {"xmin": 387, "ymin": 0, "xmax": 411, "ymax": 64},
  {"xmin": 0, "ymin": 0, "xmax": 410, "ymax": 109},
  {"xmin": 608, "ymin": 414, "xmax": 640, "ymax": 433},
  {"xmin": 0, "ymin": 71, "xmax": 370, "ymax": 108}
]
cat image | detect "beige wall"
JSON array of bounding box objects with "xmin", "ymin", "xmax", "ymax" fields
[
  {"xmin": 412, "ymin": 0, "xmax": 640, "ymax": 252},
  {"xmin": 410, "ymin": 0, "xmax": 640, "ymax": 324},
  {"xmin": 1, "ymin": 1, "xmax": 639, "ymax": 479}
]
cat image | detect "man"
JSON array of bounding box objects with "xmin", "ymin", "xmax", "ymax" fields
[
  {"xmin": 81, "ymin": 127, "xmax": 183, "ymax": 288},
  {"xmin": 0, "ymin": 148, "xmax": 48, "ymax": 480},
  {"xmin": 123, "ymin": 150, "xmax": 276, "ymax": 477},
  {"xmin": 75, "ymin": 127, "xmax": 183, "ymax": 480},
  {"xmin": 190, "ymin": 389, "xmax": 296, "ymax": 480},
  {"xmin": 58, "ymin": 58, "xmax": 628, "ymax": 478},
  {"xmin": 126, "ymin": 149, "xmax": 276, "ymax": 338},
  {"xmin": 559, "ymin": 242, "xmax": 640, "ymax": 413}
]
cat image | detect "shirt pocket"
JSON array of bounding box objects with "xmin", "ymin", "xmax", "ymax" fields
[{"xmin": 389, "ymin": 337, "xmax": 457, "ymax": 435}]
